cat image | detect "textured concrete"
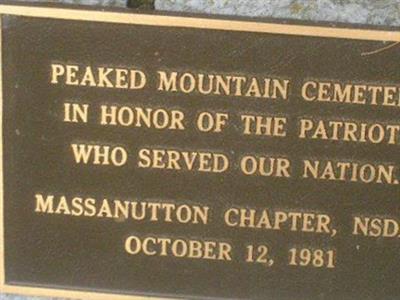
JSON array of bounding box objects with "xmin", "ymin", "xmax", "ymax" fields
[
  {"xmin": 155, "ymin": 0, "xmax": 400, "ymax": 26},
  {"xmin": 2, "ymin": 0, "xmax": 399, "ymax": 300}
]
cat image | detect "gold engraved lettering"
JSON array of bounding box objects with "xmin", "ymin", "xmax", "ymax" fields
[
  {"xmin": 125, "ymin": 235, "xmax": 232, "ymax": 261},
  {"xmin": 35, "ymin": 194, "xmax": 209, "ymax": 225},
  {"xmin": 157, "ymin": 70, "xmax": 289, "ymax": 99}
]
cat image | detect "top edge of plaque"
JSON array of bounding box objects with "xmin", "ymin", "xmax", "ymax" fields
[{"xmin": 0, "ymin": 0, "xmax": 399, "ymax": 42}]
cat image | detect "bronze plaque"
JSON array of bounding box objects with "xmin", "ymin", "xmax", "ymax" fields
[{"xmin": 1, "ymin": 3, "xmax": 400, "ymax": 300}]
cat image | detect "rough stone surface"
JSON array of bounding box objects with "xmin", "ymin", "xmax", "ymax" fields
[
  {"xmin": 155, "ymin": 0, "xmax": 400, "ymax": 26},
  {"xmin": 2, "ymin": 0, "xmax": 399, "ymax": 300},
  {"xmin": 13, "ymin": 0, "xmax": 127, "ymax": 7}
]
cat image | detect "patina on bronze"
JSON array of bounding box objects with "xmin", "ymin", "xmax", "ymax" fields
[{"xmin": 1, "ymin": 3, "xmax": 400, "ymax": 300}]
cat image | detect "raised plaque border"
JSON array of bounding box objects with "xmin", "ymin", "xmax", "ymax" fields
[{"xmin": 0, "ymin": 3, "xmax": 399, "ymax": 299}]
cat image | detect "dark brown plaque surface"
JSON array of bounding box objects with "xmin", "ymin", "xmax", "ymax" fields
[{"xmin": 1, "ymin": 3, "xmax": 400, "ymax": 300}]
